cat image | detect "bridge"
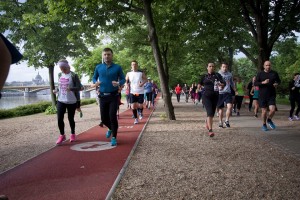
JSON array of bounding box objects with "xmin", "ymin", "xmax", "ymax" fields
[{"xmin": 2, "ymin": 85, "xmax": 96, "ymax": 97}]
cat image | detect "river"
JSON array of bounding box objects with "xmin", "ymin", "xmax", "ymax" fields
[{"xmin": 0, "ymin": 91, "xmax": 98, "ymax": 110}]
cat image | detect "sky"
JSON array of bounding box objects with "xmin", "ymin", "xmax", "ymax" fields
[{"xmin": 6, "ymin": 60, "xmax": 90, "ymax": 83}]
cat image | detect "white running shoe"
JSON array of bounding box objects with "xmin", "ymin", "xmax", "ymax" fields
[{"xmin": 134, "ymin": 118, "xmax": 139, "ymax": 124}]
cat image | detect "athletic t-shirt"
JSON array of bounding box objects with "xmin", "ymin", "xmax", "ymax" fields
[
  {"xmin": 128, "ymin": 71, "xmax": 144, "ymax": 94},
  {"xmin": 58, "ymin": 73, "xmax": 77, "ymax": 104},
  {"xmin": 236, "ymin": 82, "xmax": 245, "ymax": 96}
]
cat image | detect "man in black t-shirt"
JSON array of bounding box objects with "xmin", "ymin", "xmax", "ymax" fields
[{"xmin": 254, "ymin": 61, "xmax": 281, "ymax": 131}]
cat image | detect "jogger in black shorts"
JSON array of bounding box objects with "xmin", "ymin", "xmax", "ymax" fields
[{"xmin": 200, "ymin": 63, "xmax": 225, "ymax": 137}]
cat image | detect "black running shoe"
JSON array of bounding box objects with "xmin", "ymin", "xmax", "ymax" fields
[{"xmin": 224, "ymin": 121, "xmax": 230, "ymax": 128}]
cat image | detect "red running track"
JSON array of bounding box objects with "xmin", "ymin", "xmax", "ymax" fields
[{"xmin": 0, "ymin": 107, "xmax": 153, "ymax": 200}]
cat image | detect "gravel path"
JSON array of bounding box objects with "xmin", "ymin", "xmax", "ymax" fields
[{"xmin": 1, "ymin": 98, "xmax": 300, "ymax": 199}]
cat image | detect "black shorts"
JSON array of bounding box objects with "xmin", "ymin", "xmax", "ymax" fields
[
  {"xmin": 259, "ymin": 96, "xmax": 276, "ymax": 108},
  {"xmin": 217, "ymin": 93, "xmax": 233, "ymax": 108},
  {"xmin": 130, "ymin": 93, "xmax": 144, "ymax": 104}
]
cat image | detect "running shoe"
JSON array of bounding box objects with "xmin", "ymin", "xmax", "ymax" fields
[
  {"xmin": 139, "ymin": 113, "xmax": 143, "ymax": 120},
  {"xmin": 70, "ymin": 134, "xmax": 76, "ymax": 142},
  {"xmin": 208, "ymin": 130, "xmax": 215, "ymax": 137},
  {"xmin": 134, "ymin": 118, "xmax": 139, "ymax": 124},
  {"xmin": 288, "ymin": 117, "xmax": 293, "ymax": 121},
  {"xmin": 294, "ymin": 115, "xmax": 300, "ymax": 120},
  {"xmin": 56, "ymin": 135, "xmax": 66, "ymax": 145},
  {"xmin": 106, "ymin": 129, "xmax": 112, "ymax": 138},
  {"xmin": 254, "ymin": 114, "xmax": 258, "ymax": 118},
  {"xmin": 224, "ymin": 121, "xmax": 230, "ymax": 128},
  {"xmin": 111, "ymin": 137, "xmax": 117, "ymax": 146},
  {"xmin": 267, "ymin": 119, "xmax": 276, "ymax": 129},
  {"xmin": 218, "ymin": 122, "xmax": 223, "ymax": 128},
  {"xmin": 261, "ymin": 124, "xmax": 268, "ymax": 131}
]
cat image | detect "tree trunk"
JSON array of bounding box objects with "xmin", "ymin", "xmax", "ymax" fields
[
  {"xmin": 228, "ymin": 47, "xmax": 234, "ymax": 72},
  {"xmin": 48, "ymin": 64, "xmax": 56, "ymax": 108},
  {"xmin": 143, "ymin": 0, "xmax": 175, "ymax": 120}
]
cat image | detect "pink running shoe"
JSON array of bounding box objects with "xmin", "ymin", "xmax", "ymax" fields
[
  {"xmin": 70, "ymin": 134, "xmax": 76, "ymax": 142},
  {"xmin": 208, "ymin": 131, "xmax": 215, "ymax": 137},
  {"xmin": 56, "ymin": 135, "xmax": 66, "ymax": 145}
]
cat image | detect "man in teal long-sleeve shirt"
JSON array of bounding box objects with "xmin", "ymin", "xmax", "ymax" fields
[{"xmin": 92, "ymin": 48, "xmax": 125, "ymax": 146}]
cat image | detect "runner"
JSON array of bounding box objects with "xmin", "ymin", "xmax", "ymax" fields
[
  {"xmin": 92, "ymin": 48, "xmax": 126, "ymax": 146},
  {"xmin": 250, "ymin": 76, "xmax": 260, "ymax": 118},
  {"xmin": 254, "ymin": 60, "xmax": 281, "ymax": 131},
  {"xmin": 234, "ymin": 77, "xmax": 246, "ymax": 116},
  {"xmin": 182, "ymin": 83, "xmax": 190, "ymax": 103},
  {"xmin": 125, "ymin": 60, "xmax": 147, "ymax": 124},
  {"xmin": 217, "ymin": 62, "xmax": 235, "ymax": 128},
  {"xmin": 174, "ymin": 84, "xmax": 182, "ymax": 103},
  {"xmin": 288, "ymin": 73, "xmax": 300, "ymax": 121},
  {"xmin": 200, "ymin": 63, "xmax": 225, "ymax": 137},
  {"xmin": 144, "ymin": 77, "xmax": 153, "ymax": 109},
  {"xmin": 53, "ymin": 59, "xmax": 82, "ymax": 145}
]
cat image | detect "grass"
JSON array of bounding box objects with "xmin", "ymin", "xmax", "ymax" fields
[{"xmin": 0, "ymin": 99, "xmax": 96, "ymax": 119}]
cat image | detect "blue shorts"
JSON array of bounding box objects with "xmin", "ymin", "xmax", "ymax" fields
[
  {"xmin": 217, "ymin": 93, "xmax": 233, "ymax": 108},
  {"xmin": 130, "ymin": 93, "xmax": 144, "ymax": 104}
]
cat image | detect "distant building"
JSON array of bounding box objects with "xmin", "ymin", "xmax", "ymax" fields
[{"xmin": 32, "ymin": 72, "xmax": 45, "ymax": 85}]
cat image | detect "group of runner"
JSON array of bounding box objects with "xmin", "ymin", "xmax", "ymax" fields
[{"xmin": 53, "ymin": 47, "xmax": 299, "ymax": 145}]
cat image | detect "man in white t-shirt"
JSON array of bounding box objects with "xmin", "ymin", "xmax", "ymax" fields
[{"xmin": 125, "ymin": 60, "xmax": 147, "ymax": 124}]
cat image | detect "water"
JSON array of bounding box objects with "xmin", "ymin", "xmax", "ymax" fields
[{"xmin": 0, "ymin": 91, "xmax": 98, "ymax": 110}]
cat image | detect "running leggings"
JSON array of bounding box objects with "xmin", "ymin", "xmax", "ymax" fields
[
  {"xmin": 289, "ymin": 96, "xmax": 300, "ymax": 117},
  {"xmin": 100, "ymin": 94, "xmax": 119, "ymax": 138},
  {"xmin": 235, "ymin": 95, "xmax": 244, "ymax": 110},
  {"xmin": 57, "ymin": 101, "xmax": 77, "ymax": 135}
]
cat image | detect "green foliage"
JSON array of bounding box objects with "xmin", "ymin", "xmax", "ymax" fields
[
  {"xmin": 80, "ymin": 98, "xmax": 96, "ymax": 106},
  {"xmin": 0, "ymin": 99, "xmax": 96, "ymax": 119},
  {"xmin": 45, "ymin": 105, "xmax": 57, "ymax": 115},
  {"xmin": 0, "ymin": 101, "xmax": 51, "ymax": 119}
]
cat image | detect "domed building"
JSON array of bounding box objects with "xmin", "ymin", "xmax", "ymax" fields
[{"xmin": 32, "ymin": 72, "xmax": 45, "ymax": 85}]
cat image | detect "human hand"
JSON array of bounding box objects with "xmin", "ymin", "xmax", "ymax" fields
[
  {"xmin": 91, "ymin": 82, "xmax": 100, "ymax": 87},
  {"xmin": 112, "ymin": 81, "xmax": 120, "ymax": 87},
  {"xmin": 263, "ymin": 79, "xmax": 269, "ymax": 84}
]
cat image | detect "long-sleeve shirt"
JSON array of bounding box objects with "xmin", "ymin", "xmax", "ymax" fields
[{"xmin": 92, "ymin": 62, "xmax": 125, "ymax": 93}]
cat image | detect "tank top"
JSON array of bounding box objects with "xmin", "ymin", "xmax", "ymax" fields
[{"xmin": 128, "ymin": 71, "xmax": 144, "ymax": 94}]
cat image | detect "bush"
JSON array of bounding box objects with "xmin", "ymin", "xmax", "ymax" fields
[
  {"xmin": 45, "ymin": 105, "xmax": 57, "ymax": 115},
  {"xmin": 0, "ymin": 99, "xmax": 97, "ymax": 120},
  {"xmin": 0, "ymin": 101, "xmax": 52, "ymax": 119},
  {"xmin": 81, "ymin": 98, "xmax": 96, "ymax": 106}
]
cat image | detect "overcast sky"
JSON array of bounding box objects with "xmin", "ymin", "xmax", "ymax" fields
[{"xmin": 6, "ymin": 60, "xmax": 90, "ymax": 83}]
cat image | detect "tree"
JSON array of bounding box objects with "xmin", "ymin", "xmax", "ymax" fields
[
  {"xmin": 239, "ymin": 0, "xmax": 300, "ymax": 70},
  {"xmin": 46, "ymin": 0, "xmax": 177, "ymax": 119},
  {"xmin": 0, "ymin": 0, "xmax": 94, "ymax": 107}
]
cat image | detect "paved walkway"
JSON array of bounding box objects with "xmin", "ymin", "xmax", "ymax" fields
[
  {"xmin": 225, "ymin": 103, "xmax": 300, "ymax": 158},
  {"xmin": 0, "ymin": 106, "xmax": 154, "ymax": 200}
]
